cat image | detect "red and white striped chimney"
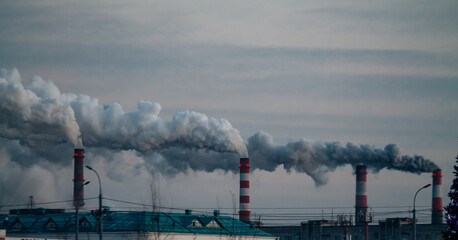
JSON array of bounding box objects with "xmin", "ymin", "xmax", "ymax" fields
[
  {"xmin": 431, "ymin": 169, "xmax": 443, "ymax": 224},
  {"xmin": 73, "ymin": 149, "xmax": 85, "ymax": 208},
  {"xmin": 239, "ymin": 157, "xmax": 250, "ymax": 223},
  {"xmin": 355, "ymin": 164, "xmax": 368, "ymax": 224}
]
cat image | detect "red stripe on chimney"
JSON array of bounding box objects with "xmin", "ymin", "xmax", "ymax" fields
[
  {"xmin": 239, "ymin": 158, "xmax": 250, "ymax": 223},
  {"xmin": 240, "ymin": 181, "xmax": 249, "ymax": 188}
]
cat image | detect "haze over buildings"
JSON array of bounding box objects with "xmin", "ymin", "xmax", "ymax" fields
[{"xmin": 0, "ymin": 0, "xmax": 457, "ymax": 226}]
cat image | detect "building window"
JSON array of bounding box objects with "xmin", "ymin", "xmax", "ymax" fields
[
  {"xmin": 45, "ymin": 221, "xmax": 57, "ymax": 230},
  {"xmin": 206, "ymin": 220, "xmax": 220, "ymax": 228},
  {"xmin": 81, "ymin": 220, "xmax": 91, "ymax": 229},
  {"xmin": 190, "ymin": 219, "xmax": 202, "ymax": 227},
  {"xmin": 12, "ymin": 221, "xmax": 24, "ymax": 231}
]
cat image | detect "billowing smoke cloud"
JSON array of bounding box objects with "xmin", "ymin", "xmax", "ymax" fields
[
  {"xmin": 0, "ymin": 68, "xmax": 438, "ymax": 191},
  {"xmin": 0, "ymin": 68, "xmax": 248, "ymax": 164},
  {"xmin": 0, "ymin": 69, "xmax": 82, "ymax": 148},
  {"xmin": 247, "ymin": 131, "xmax": 439, "ymax": 186}
]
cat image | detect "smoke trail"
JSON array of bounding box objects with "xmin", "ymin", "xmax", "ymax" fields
[
  {"xmin": 247, "ymin": 131, "xmax": 439, "ymax": 186},
  {"xmin": 0, "ymin": 68, "xmax": 438, "ymax": 188},
  {"xmin": 139, "ymin": 131, "xmax": 438, "ymax": 186},
  {"xmin": 0, "ymin": 68, "xmax": 248, "ymax": 164}
]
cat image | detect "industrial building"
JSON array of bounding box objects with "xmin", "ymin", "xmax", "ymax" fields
[
  {"xmin": 261, "ymin": 217, "xmax": 445, "ymax": 240},
  {"xmin": 260, "ymin": 167, "xmax": 447, "ymax": 240},
  {"xmin": 0, "ymin": 208, "xmax": 275, "ymax": 240}
]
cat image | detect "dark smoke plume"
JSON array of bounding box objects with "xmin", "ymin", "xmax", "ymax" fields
[
  {"xmin": 0, "ymin": 68, "xmax": 438, "ymax": 189},
  {"xmin": 246, "ymin": 131, "xmax": 438, "ymax": 186},
  {"xmin": 138, "ymin": 131, "xmax": 438, "ymax": 187}
]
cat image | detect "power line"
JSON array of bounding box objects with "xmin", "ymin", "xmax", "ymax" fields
[
  {"xmin": 0, "ymin": 195, "xmax": 437, "ymax": 226},
  {"xmin": 167, "ymin": 205, "xmax": 432, "ymax": 210},
  {"xmin": 0, "ymin": 197, "xmax": 98, "ymax": 208}
]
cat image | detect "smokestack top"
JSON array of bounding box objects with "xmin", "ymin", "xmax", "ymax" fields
[
  {"xmin": 74, "ymin": 148, "xmax": 85, "ymax": 156},
  {"xmin": 356, "ymin": 164, "xmax": 367, "ymax": 172},
  {"xmin": 356, "ymin": 165, "xmax": 367, "ymax": 182},
  {"xmin": 432, "ymin": 169, "xmax": 442, "ymax": 185},
  {"xmin": 240, "ymin": 158, "xmax": 250, "ymax": 166}
]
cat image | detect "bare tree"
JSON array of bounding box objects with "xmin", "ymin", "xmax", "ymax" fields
[
  {"xmin": 147, "ymin": 174, "xmax": 171, "ymax": 240},
  {"xmin": 133, "ymin": 174, "xmax": 161, "ymax": 240}
]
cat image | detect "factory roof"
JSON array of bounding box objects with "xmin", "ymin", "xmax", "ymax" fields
[{"xmin": 0, "ymin": 209, "xmax": 274, "ymax": 238}]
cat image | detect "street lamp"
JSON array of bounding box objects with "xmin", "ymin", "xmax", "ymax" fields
[
  {"xmin": 413, "ymin": 183, "xmax": 431, "ymax": 240},
  {"xmin": 86, "ymin": 166, "xmax": 103, "ymax": 240}
]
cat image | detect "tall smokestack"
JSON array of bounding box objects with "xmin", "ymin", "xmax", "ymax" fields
[
  {"xmin": 355, "ymin": 164, "xmax": 368, "ymax": 225},
  {"xmin": 432, "ymin": 169, "xmax": 443, "ymax": 224},
  {"xmin": 239, "ymin": 157, "xmax": 250, "ymax": 223},
  {"xmin": 73, "ymin": 149, "xmax": 85, "ymax": 207}
]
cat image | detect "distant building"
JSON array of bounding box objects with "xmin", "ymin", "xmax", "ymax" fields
[
  {"xmin": 0, "ymin": 208, "xmax": 276, "ymax": 240},
  {"xmin": 261, "ymin": 218, "xmax": 446, "ymax": 240}
]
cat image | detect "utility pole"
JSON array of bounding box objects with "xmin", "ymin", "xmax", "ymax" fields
[
  {"xmin": 413, "ymin": 184, "xmax": 431, "ymax": 240},
  {"xmin": 27, "ymin": 196, "xmax": 34, "ymax": 209},
  {"xmin": 86, "ymin": 166, "xmax": 103, "ymax": 240}
]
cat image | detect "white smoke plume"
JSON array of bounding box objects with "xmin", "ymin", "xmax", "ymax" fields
[
  {"xmin": 0, "ymin": 68, "xmax": 82, "ymax": 148},
  {"xmin": 0, "ymin": 68, "xmax": 248, "ymax": 162},
  {"xmin": 0, "ymin": 68, "xmax": 438, "ymax": 192}
]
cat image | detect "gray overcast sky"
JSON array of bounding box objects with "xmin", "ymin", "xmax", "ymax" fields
[{"xmin": 0, "ymin": 0, "xmax": 457, "ymax": 225}]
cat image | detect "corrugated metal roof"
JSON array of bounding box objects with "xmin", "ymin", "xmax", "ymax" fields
[{"xmin": 0, "ymin": 211, "xmax": 274, "ymax": 237}]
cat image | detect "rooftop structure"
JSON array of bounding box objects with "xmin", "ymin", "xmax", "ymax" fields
[{"xmin": 0, "ymin": 209, "xmax": 275, "ymax": 240}]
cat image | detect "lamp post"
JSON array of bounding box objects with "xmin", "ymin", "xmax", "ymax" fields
[
  {"xmin": 413, "ymin": 183, "xmax": 430, "ymax": 240},
  {"xmin": 86, "ymin": 166, "xmax": 103, "ymax": 240}
]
